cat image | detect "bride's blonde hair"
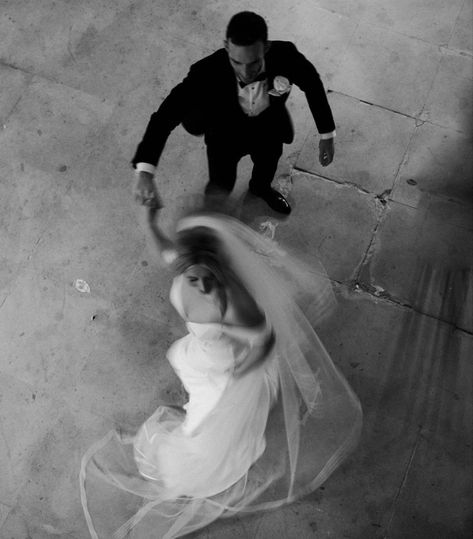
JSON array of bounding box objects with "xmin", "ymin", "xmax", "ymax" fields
[
  {"xmin": 173, "ymin": 226, "xmax": 228, "ymax": 281},
  {"xmin": 173, "ymin": 226, "xmax": 237, "ymax": 315}
]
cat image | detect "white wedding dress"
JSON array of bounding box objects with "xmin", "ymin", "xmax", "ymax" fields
[
  {"xmin": 80, "ymin": 214, "xmax": 362, "ymax": 539},
  {"xmin": 133, "ymin": 273, "xmax": 279, "ymax": 499}
]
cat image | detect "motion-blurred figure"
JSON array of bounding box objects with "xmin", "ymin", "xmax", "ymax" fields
[{"xmin": 80, "ymin": 207, "xmax": 361, "ymax": 538}]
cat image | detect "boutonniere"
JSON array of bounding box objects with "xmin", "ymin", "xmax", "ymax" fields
[{"xmin": 268, "ymin": 76, "xmax": 292, "ymax": 96}]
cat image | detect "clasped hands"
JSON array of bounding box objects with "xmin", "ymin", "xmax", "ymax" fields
[
  {"xmin": 134, "ymin": 171, "xmax": 162, "ymax": 210},
  {"xmin": 137, "ymin": 178, "xmax": 178, "ymax": 264}
]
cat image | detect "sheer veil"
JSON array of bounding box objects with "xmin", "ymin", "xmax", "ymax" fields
[{"xmin": 79, "ymin": 211, "xmax": 362, "ymax": 538}]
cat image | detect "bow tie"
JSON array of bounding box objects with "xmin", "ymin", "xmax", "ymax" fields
[{"xmin": 238, "ymin": 72, "xmax": 267, "ymax": 88}]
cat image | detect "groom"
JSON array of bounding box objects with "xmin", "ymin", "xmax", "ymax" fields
[{"xmin": 132, "ymin": 11, "xmax": 336, "ymax": 215}]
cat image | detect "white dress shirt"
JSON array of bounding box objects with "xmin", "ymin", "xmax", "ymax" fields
[{"xmin": 237, "ymin": 79, "xmax": 270, "ymax": 117}]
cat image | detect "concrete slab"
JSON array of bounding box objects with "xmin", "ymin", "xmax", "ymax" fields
[
  {"xmin": 0, "ymin": 507, "xmax": 31, "ymax": 539},
  {"xmin": 0, "ymin": 373, "xmax": 62, "ymax": 506},
  {"xmin": 296, "ymin": 92, "xmax": 417, "ymax": 194},
  {"xmin": 74, "ymin": 313, "xmax": 184, "ymax": 423},
  {"xmin": 314, "ymin": 289, "xmax": 473, "ymax": 539},
  {"xmin": 168, "ymin": 0, "xmax": 359, "ymax": 63},
  {"xmin": 128, "ymin": 0, "xmax": 230, "ymax": 53},
  {"xmin": 4, "ymin": 413, "xmax": 82, "ymax": 537},
  {"xmin": 317, "ymin": 288, "xmax": 472, "ymax": 439},
  {"xmin": 385, "ymin": 429, "xmax": 473, "ymax": 538},
  {"xmin": 0, "ymin": 72, "xmax": 153, "ymax": 310},
  {"xmin": 0, "ymin": 504, "xmax": 10, "ymax": 530},
  {"xmin": 0, "ymin": 65, "xmax": 29, "ymax": 124},
  {"xmin": 393, "ymin": 194, "xmax": 472, "ymax": 234},
  {"xmin": 308, "ymin": 0, "xmax": 368, "ymax": 18},
  {"xmin": 331, "ymin": 23, "xmax": 443, "ymax": 117},
  {"xmin": 58, "ymin": 22, "xmax": 204, "ymax": 103},
  {"xmin": 0, "ymin": 1, "xmax": 209, "ymax": 103},
  {"xmin": 0, "ymin": 76, "xmax": 115, "ymax": 178},
  {"xmin": 359, "ymin": 200, "xmax": 473, "ymax": 332},
  {"xmin": 244, "ymin": 171, "xmax": 380, "ymax": 283},
  {"xmin": 3, "ymin": 405, "xmax": 113, "ymax": 539},
  {"xmin": 420, "ymin": 51, "xmax": 473, "ymax": 133},
  {"xmin": 392, "ymin": 122, "xmax": 473, "ymax": 207},
  {"xmin": 0, "ymin": 172, "xmax": 145, "ymax": 322},
  {"xmin": 359, "ymin": 0, "xmax": 465, "ymax": 45},
  {"xmin": 1, "ymin": 371, "xmax": 180, "ymax": 538},
  {"xmin": 152, "ymin": 129, "xmax": 209, "ymax": 204},
  {"xmin": 0, "ymin": 163, "xmax": 81, "ymax": 299},
  {"xmin": 0, "ymin": 1, "xmax": 132, "ymax": 79},
  {"xmin": 263, "ymin": 4, "xmax": 358, "ymax": 84},
  {"xmin": 209, "ymin": 503, "xmax": 347, "ymax": 538},
  {"xmin": 449, "ymin": 0, "xmax": 473, "ymax": 54},
  {"xmin": 0, "ymin": 239, "xmax": 186, "ymax": 425}
]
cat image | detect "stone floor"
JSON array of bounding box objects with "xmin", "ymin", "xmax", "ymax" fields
[{"xmin": 0, "ymin": 1, "xmax": 472, "ymax": 538}]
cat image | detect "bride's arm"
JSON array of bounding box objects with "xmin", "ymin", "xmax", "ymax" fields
[
  {"xmin": 233, "ymin": 328, "xmax": 275, "ymax": 378},
  {"xmin": 226, "ymin": 277, "xmax": 276, "ymax": 377},
  {"xmin": 146, "ymin": 207, "xmax": 177, "ymax": 264}
]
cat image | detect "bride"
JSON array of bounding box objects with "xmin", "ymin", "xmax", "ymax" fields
[{"xmin": 80, "ymin": 205, "xmax": 362, "ymax": 539}]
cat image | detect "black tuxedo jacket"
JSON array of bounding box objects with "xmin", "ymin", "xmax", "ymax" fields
[{"xmin": 132, "ymin": 41, "xmax": 335, "ymax": 167}]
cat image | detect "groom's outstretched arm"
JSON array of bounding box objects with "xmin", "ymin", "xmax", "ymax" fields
[
  {"xmin": 131, "ymin": 63, "xmax": 203, "ymax": 206},
  {"xmin": 132, "ymin": 65, "xmax": 201, "ymax": 169}
]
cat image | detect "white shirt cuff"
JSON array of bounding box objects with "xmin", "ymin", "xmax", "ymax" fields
[
  {"xmin": 320, "ymin": 131, "xmax": 336, "ymax": 140},
  {"xmin": 135, "ymin": 162, "xmax": 157, "ymax": 175}
]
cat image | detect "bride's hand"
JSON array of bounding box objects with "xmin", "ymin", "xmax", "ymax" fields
[
  {"xmin": 147, "ymin": 205, "xmax": 160, "ymax": 224},
  {"xmin": 233, "ymin": 331, "xmax": 275, "ymax": 378}
]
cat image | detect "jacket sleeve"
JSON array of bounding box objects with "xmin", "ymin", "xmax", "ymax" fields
[
  {"xmin": 131, "ymin": 64, "xmax": 202, "ymax": 168},
  {"xmin": 286, "ymin": 43, "xmax": 336, "ymax": 135}
]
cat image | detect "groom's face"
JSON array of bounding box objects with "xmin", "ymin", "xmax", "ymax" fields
[{"xmin": 225, "ymin": 39, "xmax": 268, "ymax": 84}]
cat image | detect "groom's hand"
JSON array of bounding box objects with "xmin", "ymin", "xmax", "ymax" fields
[
  {"xmin": 134, "ymin": 171, "xmax": 162, "ymax": 208},
  {"xmin": 319, "ymin": 138, "xmax": 334, "ymax": 167}
]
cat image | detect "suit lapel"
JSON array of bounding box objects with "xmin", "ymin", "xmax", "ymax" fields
[
  {"xmin": 264, "ymin": 42, "xmax": 276, "ymax": 88},
  {"xmin": 211, "ymin": 49, "xmax": 240, "ymax": 107}
]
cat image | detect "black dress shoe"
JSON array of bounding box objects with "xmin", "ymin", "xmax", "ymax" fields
[{"xmin": 249, "ymin": 187, "xmax": 291, "ymax": 214}]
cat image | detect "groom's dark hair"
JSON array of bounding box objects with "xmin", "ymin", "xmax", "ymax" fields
[{"xmin": 226, "ymin": 12, "xmax": 268, "ymax": 45}]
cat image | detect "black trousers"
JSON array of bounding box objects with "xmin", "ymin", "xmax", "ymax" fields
[{"xmin": 204, "ymin": 114, "xmax": 283, "ymax": 196}]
